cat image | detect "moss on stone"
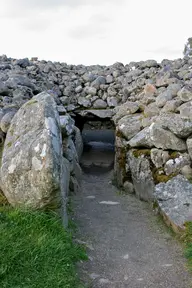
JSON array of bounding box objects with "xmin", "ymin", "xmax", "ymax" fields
[
  {"xmin": 115, "ymin": 146, "xmax": 128, "ymax": 184},
  {"xmin": 25, "ymin": 100, "xmax": 38, "ymax": 106},
  {"xmin": 152, "ymin": 168, "xmax": 177, "ymax": 184},
  {"xmin": 141, "ymin": 112, "xmax": 148, "ymax": 118},
  {"xmin": 132, "ymin": 149, "xmax": 151, "ymax": 158},
  {"xmin": 0, "ymin": 190, "xmax": 8, "ymax": 206},
  {"xmin": 169, "ymin": 151, "xmax": 180, "ymax": 159},
  {"xmin": 116, "ymin": 129, "xmax": 124, "ymax": 139},
  {"xmin": 117, "ymin": 147, "xmax": 127, "ymax": 170},
  {"xmin": 0, "ymin": 144, "xmax": 3, "ymax": 167},
  {"xmin": 9, "ymin": 128, "xmax": 14, "ymax": 136},
  {"xmin": 152, "ymin": 200, "xmax": 159, "ymax": 210},
  {"xmin": 0, "ymin": 144, "xmax": 7, "ymax": 205},
  {"xmin": 6, "ymin": 142, "xmax": 12, "ymax": 148}
]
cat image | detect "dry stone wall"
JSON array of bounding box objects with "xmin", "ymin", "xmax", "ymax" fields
[{"xmin": 1, "ymin": 54, "xmax": 192, "ymax": 230}]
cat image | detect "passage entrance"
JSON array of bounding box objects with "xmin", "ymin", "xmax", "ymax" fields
[{"xmin": 80, "ymin": 121, "xmax": 115, "ymax": 174}]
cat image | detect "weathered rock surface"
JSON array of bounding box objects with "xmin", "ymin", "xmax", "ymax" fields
[
  {"xmin": 117, "ymin": 114, "xmax": 142, "ymax": 140},
  {"xmin": 150, "ymin": 123, "xmax": 187, "ymax": 151},
  {"xmin": 157, "ymin": 114, "xmax": 192, "ymax": 138},
  {"xmin": 0, "ymin": 92, "xmax": 70, "ymax": 223},
  {"xmin": 150, "ymin": 148, "xmax": 170, "ymax": 169},
  {"xmin": 127, "ymin": 151, "xmax": 155, "ymax": 201},
  {"xmin": 164, "ymin": 153, "xmax": 191, "ymax": 176},
  {"xmin": 128, "ymin": 127, "xmax": 153, "ymax": 148},
  {"xmin": 155, "ymin": 175, "xmax": 192, "ymax": 233}
]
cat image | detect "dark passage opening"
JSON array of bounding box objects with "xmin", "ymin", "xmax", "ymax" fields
[{"xmin": 73, "ymin": 113, "xmax": 115, "ymax": 175}]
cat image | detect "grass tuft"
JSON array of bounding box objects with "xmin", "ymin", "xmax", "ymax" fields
[
  {"xmin": 0, "ymin": 207, "xmax": 87, "ymax": 288},
  {"xmin": 183, "ymin": 222, "xmax": 192, "ymax": 271}
]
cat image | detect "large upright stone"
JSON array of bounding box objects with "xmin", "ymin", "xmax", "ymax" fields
[
  {"xmin": 0, "ymin": 92, "xmax": 70, "ymax": 220},
  {"xmin": 127, "ymin": 151, "xmax": 155, "ymax": 201}
]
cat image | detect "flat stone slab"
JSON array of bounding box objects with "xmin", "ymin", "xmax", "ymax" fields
[
  {"xmin": 76, "ymin": 109, "xmax": 115, "ymax": 119},
  {"xmin": 155, "ymin": 175, "xmax": 192, "ymax": 233}
]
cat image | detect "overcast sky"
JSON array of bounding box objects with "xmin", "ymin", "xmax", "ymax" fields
[{"xmin": 0, "ymin": 0, "xmax": 191, "ymax": 65}]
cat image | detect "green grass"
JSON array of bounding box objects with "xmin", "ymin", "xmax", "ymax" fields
[
  {"xmin": 0, "ymin": 207, "xmax": 87, "ymax": 288},
  {"xmin": 184, "ymin": 221, "xmax": 192, "ymax": 271}
]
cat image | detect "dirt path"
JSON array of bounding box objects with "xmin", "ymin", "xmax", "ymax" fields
[{"xmin": 73, "ymin": 144, "xmax": 191, "ymax": 287}]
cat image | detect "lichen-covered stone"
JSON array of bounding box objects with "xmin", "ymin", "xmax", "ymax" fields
[
  {"xmin": 150, "ymin": 148, "xmax": 169, "ymax": 169},
  {"xmin": 128, "ymin": 127, "xmax": 153, "ymax": 148},
  {"xmin": 157, "ymin": 114, "xmax": 192, "ymax": 138},
  {"xmin": 1, "ymin": 111, "xmax": 16, "ymax": 133},
  {"xmin": 155, "ymin": 175, "xmax": 192, "ymax": 233},
  {"xmin": 177, "ymin": 86, "xmax": 192, "ymax": 102},
  {"xmin": 150, "ymin": 123, "xmax": 187, "ymax": 151},
  {"xmin": 113, "ymin": 102, "xmax": 139, "ymax": 124},
  {"xmin": 60, "ymin": 115, "xmax": 75, "ymax": 137},
  {"xmin": 127, "ymin": 150, "xmax": 155, "ymax": 201},
  {"xmin": 117, "ymin": 114, "xmax": 142, "ymax": 140},
  {"xmin": 123, "ymin": 181, "xmax": 134, "ymax": 194},
  {"xmin": 164, "ymin": 153, "xmax": 191, "ymax": 175},
  {"xmin": 0, "ymin": 92, "xmax": 70, "ymax": 219}
]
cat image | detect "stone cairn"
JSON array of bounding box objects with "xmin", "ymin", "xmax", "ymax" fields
[{"xmin": 1, "ymin": 54, "xmax": 192, "ymax": 231}]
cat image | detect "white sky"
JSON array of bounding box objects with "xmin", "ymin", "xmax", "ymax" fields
[{"xmin": 0, "ymin": 0, "xmax": 191, "ymax": 65}]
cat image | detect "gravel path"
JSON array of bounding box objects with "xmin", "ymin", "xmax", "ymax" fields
[{"xmin": 73, "ymin": 145, "xmax": 192, "ymax": 288}]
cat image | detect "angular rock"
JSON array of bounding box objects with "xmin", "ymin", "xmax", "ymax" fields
[
  {"xmin": 158, "ymin": 114, "xmax": 192, "ymax": 138},
  {"xmin": 60, "ymin": 115, "xmax": 75, "ymax": 137},
  {"xmin": 164, "ymin": 153, "xmax": 191, "ymax": 175},
  {"xmin": 167, "ymin": 83, "xmax": 182, "ymax": 96},
  {"xmin": 106, "ymin": 75, "xmax": 113, "ymax": 84},
  {"xmin": 107, "ymin": 97, "xmax": 118, "ymax": 107},
  {"xmin": 0, "ymin": 111, "xmax": 16, "ymax": 133},
  {"xmin": 178, "ymin": 101, "xmax": 192, "ymax": 120},
  {"xmin": 62, "ymin": 137, "xmax": 79, "ymax": 173},
  {"xmin": 144, "ymin": 83, "xmax": 157, "ymax": 96},
  {"xmin": 181, "ymin": 165, "xmax": 192, "ymax": 181},
  {"xmin": 150, "ymin": 123, "xmax": 187, "ymax": 151},
  {"xmin": 91, "ymin": 76, "xmax": 106, "ymax": 89},
  {"xmin": 113, "ymin": 102, "xmax": 139, "ymax": 124},
  {"xmin": 161, "ymin": 99, "xmax": 182, "ymax": 113},
  {"xmin": 77, "ymin": 96, "xmax": 91, "ymax": 108},
  {"xmin": 144, "ymin": 103, "xmax": 160, "ymax": 117},
  {"xmin": 107, "ymin": 87, "xmax": 117, "ymax": 97},
  {"xmin": 151, "ymin": 148, "xmax": 170, "ymax": 169},
  {"xmin": 177, "ymin": 86, "xmax": 192, "ymax": 102},
  {"xmin": 84, "ymin": 86, "xmax": 97, "ymax": 96},
  {"xmin": 156, "ymin": 90, "xmax": 173, "ymax": 108},
  {"xmin": 117, "ymin": 114, "xmax": 142, "ymax": 140},
  {"xmin": 123, "ymin": 181, "xmax": 134, "ymax": 194},
  {"xmin": 155, "ymin": 175, "xmax": 192, "ymax": 233},
  {"xmin": 73, "ymin": 126, "xmax": 83, "ymax": 160},
  {"xmin": 128, "ymin": 127, "xmax": 153, "ymax": 148},
  {"xmin": 93, "ymin": 99, "xmax": 107, "ymax": 109},
  {"xmin": 75, "ymin": 85, "xmax": 83, "ymax": 93},
  {"xmin": 77, "ymin": 109, "xmax": 115, "ymax": 119},
  {"xmin": 0, "ymin": 80, "xmax": 10, "ymax": 95},
  {"xmin": 127, "ymin": 151, "xmax": 155, "ymax": 201},
  {"xmin": 15, "ymin": 58, "xmax": 30, "ymax": 68},
  {"xmin": 186, "ymin": 136, "xmax": 192, "ymax": 160}
]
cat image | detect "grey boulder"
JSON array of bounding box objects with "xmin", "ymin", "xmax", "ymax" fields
[{"xmin": 0, "ymin": 92, "xmax": 70, "ymax": 220}]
